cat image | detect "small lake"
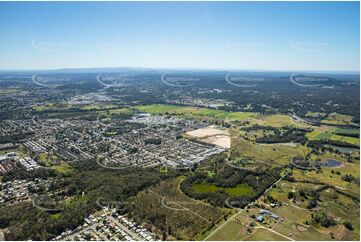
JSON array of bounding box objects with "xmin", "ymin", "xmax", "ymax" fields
[
  {"xmin": 319, "ymin": 159, "xmax": 342, "ymax": 167},
  {"xmin": 327, "ymin": 145, "xmax": 357, "ymax": 154}
]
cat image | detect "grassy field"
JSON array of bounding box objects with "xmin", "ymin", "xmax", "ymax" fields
[
  {"xmin": 192, "ymin": 183, "xmax": 254, "ymax": 197},
  {"xmin": 321, "ymin": 113, "xmax": 354, "ymax": 125},
  {"xmin": 329, "ymin": 134, "xmax": 360, "ymax": 146},
  {"xmin": 306, "ymin": 126, "xmax": 360, "ymax": 147},
  {"xmin": 136, "ymin": 104, "xmax": 312, "ymax": 129},
  {"xmin": 245, "ymin": 227, "xmax": 289, "ymax": 241},
  {"xmin": 249, "ymin": 114, "xmax": 310, "ymax": 128},
  {"xmin": 51, "ymin": 164, "xmax": 72, "ymax": 174},
  {"xmin": 306, "ymin": 130, "xmax": 333, "ymax": 140},
  {"xmin": 230, "ymin": 134, "xmax": 308, "ymax": 166},
  {"xmin": 292, "ymin": 168, "xmax": 360, "ymax": 196},
  {"xmin": 204, "ymin": 213, "xmax": 253, "ymax": 241},
  {"xmin": 135, "ymin": 104, "xmax": 255, "ymax": 121}
]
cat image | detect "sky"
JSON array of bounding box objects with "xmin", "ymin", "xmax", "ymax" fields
[{"xmin": 0, "ymin": 1, "xmax": 359, "ymax": 72}]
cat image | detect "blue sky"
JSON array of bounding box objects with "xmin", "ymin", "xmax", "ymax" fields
[{"xmin": 0, "ymin": 1, "xmax": 359, "ymax": 71}]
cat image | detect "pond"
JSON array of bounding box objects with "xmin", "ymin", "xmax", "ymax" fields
[
  {"xmin": 327, "ymin": 145, "xmax": 357, "ymax": 154},
  {"xmin": 319, "ymin": 159, "xmax": 342, "ymax": 167}
]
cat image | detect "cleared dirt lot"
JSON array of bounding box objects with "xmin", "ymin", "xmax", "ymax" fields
[{"xmin": 185, "ymin": 126, "xmax": 231, "ymax": 148}]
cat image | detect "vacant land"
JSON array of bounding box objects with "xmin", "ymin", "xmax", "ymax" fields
[
  {"xmin": 136, "ymin": 104, "xmax": 311, "ymax": 129},
  {"xmin": 249, "ymin": 114, "xmax": 310, "ymax": 128},
  {"xmin": 184, "ymin": 126, "xmax": 231, "ymax": 148},
  {"xmin": 135, "ymin": 104, "xmax": 255, "ymax": 121},
  {"xmin": 321, "ymin": 113, "xmax": 354, "ymax": 125},
  {"xmin": 230, "ymin": 134, "xmax": 308, "ymax": 166}
]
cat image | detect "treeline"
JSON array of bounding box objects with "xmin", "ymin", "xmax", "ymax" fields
[
  {"xmin": 334, "ymin": 130, "xmax": 360, "ymax": 138},
  {"xmin": 307, "ymin": 140, "xmax": 359, "ymax": 149}
]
